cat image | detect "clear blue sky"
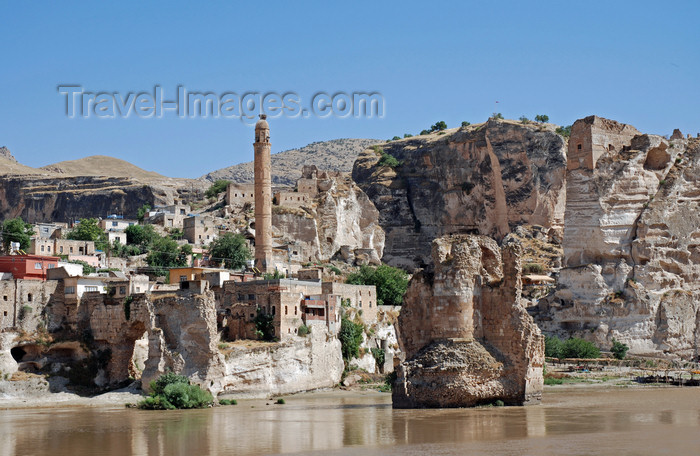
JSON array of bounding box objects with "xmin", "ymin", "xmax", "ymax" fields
[{"xmin": 1, "ymin": 1, "xmax": 699, "ymax": 178}]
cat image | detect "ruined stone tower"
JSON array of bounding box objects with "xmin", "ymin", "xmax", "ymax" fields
[{"xmin": 254, "ymin": 114, "xmax": 272, "ymax": 272}]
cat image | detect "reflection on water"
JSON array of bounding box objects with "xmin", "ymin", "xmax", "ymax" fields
[{"xmin": 1, "ymin": 388, "xmax": 700, "ymax": 456}]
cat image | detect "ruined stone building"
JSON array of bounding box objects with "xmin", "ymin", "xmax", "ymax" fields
[
  {"xmin": 221, "ymin": 278, "xmax": 376, "ymax": 340},
  {"xmin": 567, "ymin": 115, "xmax": 641, "ymax": 171},
  {"xmin": 183, "ymin": 215, "xmax": 218, "ymax": 245}
]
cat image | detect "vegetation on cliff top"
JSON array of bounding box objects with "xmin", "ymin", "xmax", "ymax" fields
[
  {"xmin": 346, "ymin": 264, "xmax": 409, "ymax": 306},
  {"xmin": 545, "ymin": 335, "xmax": 601, "ymax": 359},
  {"xmin": 67, "ymin": 218, "xmax": 109, "ymax": 251}
]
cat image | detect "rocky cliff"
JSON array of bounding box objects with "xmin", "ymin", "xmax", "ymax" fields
[
  {"xmin": 353, "ymin": 120, "xmax": 567, "ymax": 268},
  {"xmin": 0, "ymin": 175, "xmax": 185, "ymax": 222},
  {"xmin": 393, "ymin": 234, "xmax": 544, "ymax": 408},
  {"xmin": 536, "ymin": 116, "xmax": 700, "ymax": 359},
  {"xmin": 271, "ymin": 176, "xmax": 384, "ymax": 264}
]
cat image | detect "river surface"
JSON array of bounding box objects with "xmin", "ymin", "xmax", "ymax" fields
[{"xmin": 1, "ymin": 387, "xmax": 699, "ymax": 456}]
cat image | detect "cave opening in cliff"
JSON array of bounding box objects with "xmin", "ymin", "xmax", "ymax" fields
[{"xmin": 10, "ymin": 346, "xmax": 26, "ymax": 362}]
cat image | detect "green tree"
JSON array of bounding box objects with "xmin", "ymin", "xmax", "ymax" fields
[
  {"xmin": 346, "ymin": 264, "xmax": 409, "ymax": 306},
  {"xmin": 338, "ymin": 317, "xmax": 364, "ymax": 361},
  {"xmin": 208, "ymin": 233, "xmax": 251, "ymax": 269},
  {"xmin": 519, "ymin": 116, "xmax": 530, "ymax": 124},
  {"xmin": 535, "ymin": 114, "xmax": 549, "ymax": 123},
  {"xmin": 377, "ymin": 151, "xmax": 400, "ymax": 169},
  {"xmin": 555, "ymin": 125, "xmax": 572, "ymax": 138},
  {"xmin": 491, "ymin": 112, "xmax": 504, "ymax": 120},
  {"xmin": 125, "ymin": 224, "xmax": 157, "ymax": 248},
  {"xmin": 561, "ymin": 338, "xmax": 601, "ymax": 359},
  {"xmin": 461, "ymin": 121, "xmax": 471, "ymax": 127},
  {"xmin": 544, "ymin": 335, "xmax": 564, "ymax": 358},
  {"xmin": 69, "ymin": 259, "xmax": 95, "ymax": 275},
  {"xmin": 67, "ymin": 218, "xmax": 108, "ymax": 251},
  {"xmin": 2, "ymin": 217, "xmax": 33, "ymax": 251},
  {"xmin": 138, "ymin": 372, "xmax": 213, "ymax": 410},
  {"xmin": 419, "ymin": 129, "xmax": 430, "ymax": 135},
  {"xmin": 430, "ymin": 121, "xmax": 447, "ymax": 132},
  {"xmin": 611, "ymin": 338, "xmax": 629, "ymax": 360},
  {"xmin": 391, "ymin": 136, "xmax": 401, "ymax": 141},
  {"xmin": 403, "ymin": 133, "xmax": 413, "ymax": 138},
  {"xmin": 137, "ymin": 204, "xmax": 151, "ymax": 222},
  {"xmin": 146, "ymin": 236, "xmax": 190, "ymax": 276},
  {"xmin": 205, "ymin": 180, "xmax": 230, "ymax": 198},
  {"xmin": 254, "ymin": 308, "xmax": 275, "ymax": 341}
]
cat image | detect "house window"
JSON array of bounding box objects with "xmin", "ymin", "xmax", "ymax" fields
[
  {"xmin": 47, "ymin": 246, "xmax": 51, "ymax": 252},
  {"xmin": 48, "ymin": 264, "xmax": 55, "ymax": 269},
  {"xmin": 70, "ymin": 247, "xmax": 73, "ymax": 253},
  {"xmin": 41, "ymin": 245, "xmax": 45, "ymax": 252},
  {"xmin": 180, "ymin": 275, "xmax": 187, "ymax": 282},
  {"xmin": 3, "ymin": 311, "xmax": 6, "ymax": 316},
  {"xmin": 248, "ymin": 294, "xmax": 255, "ymax": 300},
  {"xmin": 359, "ymin": 300, "xmax": 362, "ymax": 308},
  {"xmin": 27, "ymin": 293, "xmax": 32, "ymax": 302},
  {"xmin": 60, "ymin": 246, "xmax": 64, "ymax": 253},
  {"xmin": 85, "ymin": 286, "xmax": 98, "ymax": 292},
  {"xmin": 3, "ymin": 296, "xmax": 6, "ymax": 301},
  {"xmin": 34, "ymin": 262, "xmax": 42, "ymax": 270},
  {"xmin": 65, "ymin": 286, "xmax": 76, "ymax": 294},
  {"xmin": 135, "ymin": 287, "xmax": 141, "ymax": 292},
  {"xmin": 369, "ymin": 301, "xmax": 372, "ymax": 308},
  {"xmin": 119, "ymin": 286, "xmax": 126, "ymax": 295},
  {"xmin": 577, "ymin": 144, "xmax": 582, "ymax": 150},
  {"xmin": 294, "ymin": 306, "xmax": 297, "ymax": 315},
  {"xmin": 285, "ymin": 306, "xmax": 288, "ymax": 315},
  {"xmin": 112, "ymin": 221, "xmax": 118, "ymax": 227},
  {"xmin": 79, "ymin": 247, "xmax": 84, "ymax": 254},
  {"xmin": 272, "ymin": 306, "xmax": 276, "ymax": 315}
]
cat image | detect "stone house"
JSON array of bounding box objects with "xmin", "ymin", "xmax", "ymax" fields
[
  {"xmin": 226, "ymin": 183, "xmax": 256, "ymax": 207},
  {"xmin": 33, "ymin": 222, "xmax": 67, "ymax": 239},
  {"xmin": 29, "ymin": 238, "xmax": 96, "ymax": 256},
  {"xmin": 222, "ymin": 278, "xmax": 375, "ymax": 340},
  {"xmin": 98, "ymin": 218, "xmax": 137, "ymax": 232},
  {"xmin": 0, "ymin": 279, "xmax": 58, "ymax": 330},
  {"xmin": 274, "ymin": 191, "xmax": 310, "ymax": 208},
  {"xmin": 183, "ymin": 216, "xmax": 218, "ymax": 245}
]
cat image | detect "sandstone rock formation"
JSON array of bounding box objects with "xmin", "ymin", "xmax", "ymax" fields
[
  {"xmin": 271, "ymin": 176, "xmax": 384, "ymax": 264},
  {"xmin": 536, "ymin": 116, "xmax": 700, "ymax": 359},
  {"xmin": 353, "ymin": 120, "xmax": 567, "ymax": 268},
  {"xmin": 393, "ymin": 234, "xmax": 544, "ymax": 408}
]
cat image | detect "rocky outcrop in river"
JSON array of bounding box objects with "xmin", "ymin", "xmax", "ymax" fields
[{"xmin": 392, "ymin": 234, "xmax": 544, "ymax": 408}]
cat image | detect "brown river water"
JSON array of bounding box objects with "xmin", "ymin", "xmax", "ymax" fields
[{"xmin": 1, "ymin": 387, "xmax": 699, "ymax": 456}]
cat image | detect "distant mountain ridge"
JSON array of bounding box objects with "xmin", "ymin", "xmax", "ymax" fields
[
  {"xmin": 201, "ymin": 138, "xmax": 381, "ymax": 186},
  {"xmin": 40, "ymin": 155, "xmax": 166, "ymax": 180}
]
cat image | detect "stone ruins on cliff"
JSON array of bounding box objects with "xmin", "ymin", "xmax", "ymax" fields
[
  {"xmin": 353, "ymin": 119, "xmax": 567, "ymax": 269},
  {"xmin": 393, "ymin": 234, "xmax": 544, "ymax": 408},
  {"xmin": 536, "ymin": 115, "xmax": 700, "ymax": 359}
]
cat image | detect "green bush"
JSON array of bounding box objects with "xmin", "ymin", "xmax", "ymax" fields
[
  {"xmin": 339, "ymin": 318, "xmax": 364, "ymax": 361},
  {"xmin": 491, "ymin": 112, "xmax": 504, "ymax": 120},
  {"xmin": 371, "ymin": 348, "xmax": 385, "ymax": 367},
  {"xmin": 346, "ymin": 264, "xmax": 409, "ymax": 306},
  {"xmin": 522, "ymin": 263, "xmax": 544, "ymax": 274},
  {"xmin": 430, "ymin": 121, "xmax": 447, "ymax": 132},
  {"xmin": 535, "ymin": 114, "xmax": 549, "ymax": 123},
  {"xmin": 377, "ymin": 151, "xmax": 400, "ymax": 169},
  {"xmin": 137, "ymin": 204, "xmax": 151, "ymax": 222},
  {"xmin": 138, "ymin": 372, "xmax": 213, "ymax": 410},
  {"xmin": 209, "ymin": 233, "xmax": 251, "ymax": 269},
  {"xmin": 461, "ymin": 121, "xmax": 471, "ymax": 127},
  {"xmin": 297, "ymin": 324, "xmax": 310, "ymax": 337},
  {"xmin": 561, "ymin": 338, "xmax": 601, "ymax": 359},
  {"xmin": 276, "ymin": 398, "xmax": 285, "ymax": 404},
  {"xmin": 544, "ymin": 335, "xmax": 564, "ymax": 358},
  {"xmin": 254, "ymin": 308, "xmax": 275, "ymax": 341},
  {"xmin": 544, "ymin": 377, "xmax": 564, "ymax": 385},
  {"xmin": 205, "ymin": 180, "xmax": 230, "ymax": 198},
  {"xmin": 519, "ymin": 116, "xmax": 530, "ymax": 124},
  {"xmin": 555, "ymin": 125, "xmax": 572, "ymax": 138},
  {"xmin": 219, "ymin": 399, "xmax": 237, "ymax": 405},
  {"xmin": 611, "ymin": 338, "xmax": 629, "ymax": 360}
]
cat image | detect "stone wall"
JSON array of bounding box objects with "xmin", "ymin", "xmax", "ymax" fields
[{"xmin": 393, "ymin": 235, "xmax": 544, "ymax": 408}]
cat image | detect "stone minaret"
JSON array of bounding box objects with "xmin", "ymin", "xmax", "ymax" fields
[{"xmin": 254, "ymin": 114, "xmax": 272, "ymax": 273}]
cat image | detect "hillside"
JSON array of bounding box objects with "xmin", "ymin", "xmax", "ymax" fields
[
  {"xmin": 201, "ymin": 138, "xmax": 381, "ymax": 186},
  {"xmin": 40, "ymin": 155, "xmax": 167, "ymax": 180},
  {"xmin": 0, "ymin": 147, "xmax": 49, "ymax": 176}
]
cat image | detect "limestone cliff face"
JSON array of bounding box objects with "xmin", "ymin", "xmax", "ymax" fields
[
  {"xmin": 393, "ymin": 234, "xmax": 544, "ymax": 408},
  {"xmin": 537, "ymin": 116, "xmax": 700, "ymax": 359},
  {"xmin": 353, "ymin": 120, "xmax": 567, "ymax": 268},
  {"xmin": 272, "ymin": 178, "xmax": 384, "ymax": 264},
  {"xmin": 214, "ymin": 330, "xmax": 344, "ymax": 398},
  {"xmin": 0, "ymin": 176, "xmax": 181, "ymax": 222}
]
